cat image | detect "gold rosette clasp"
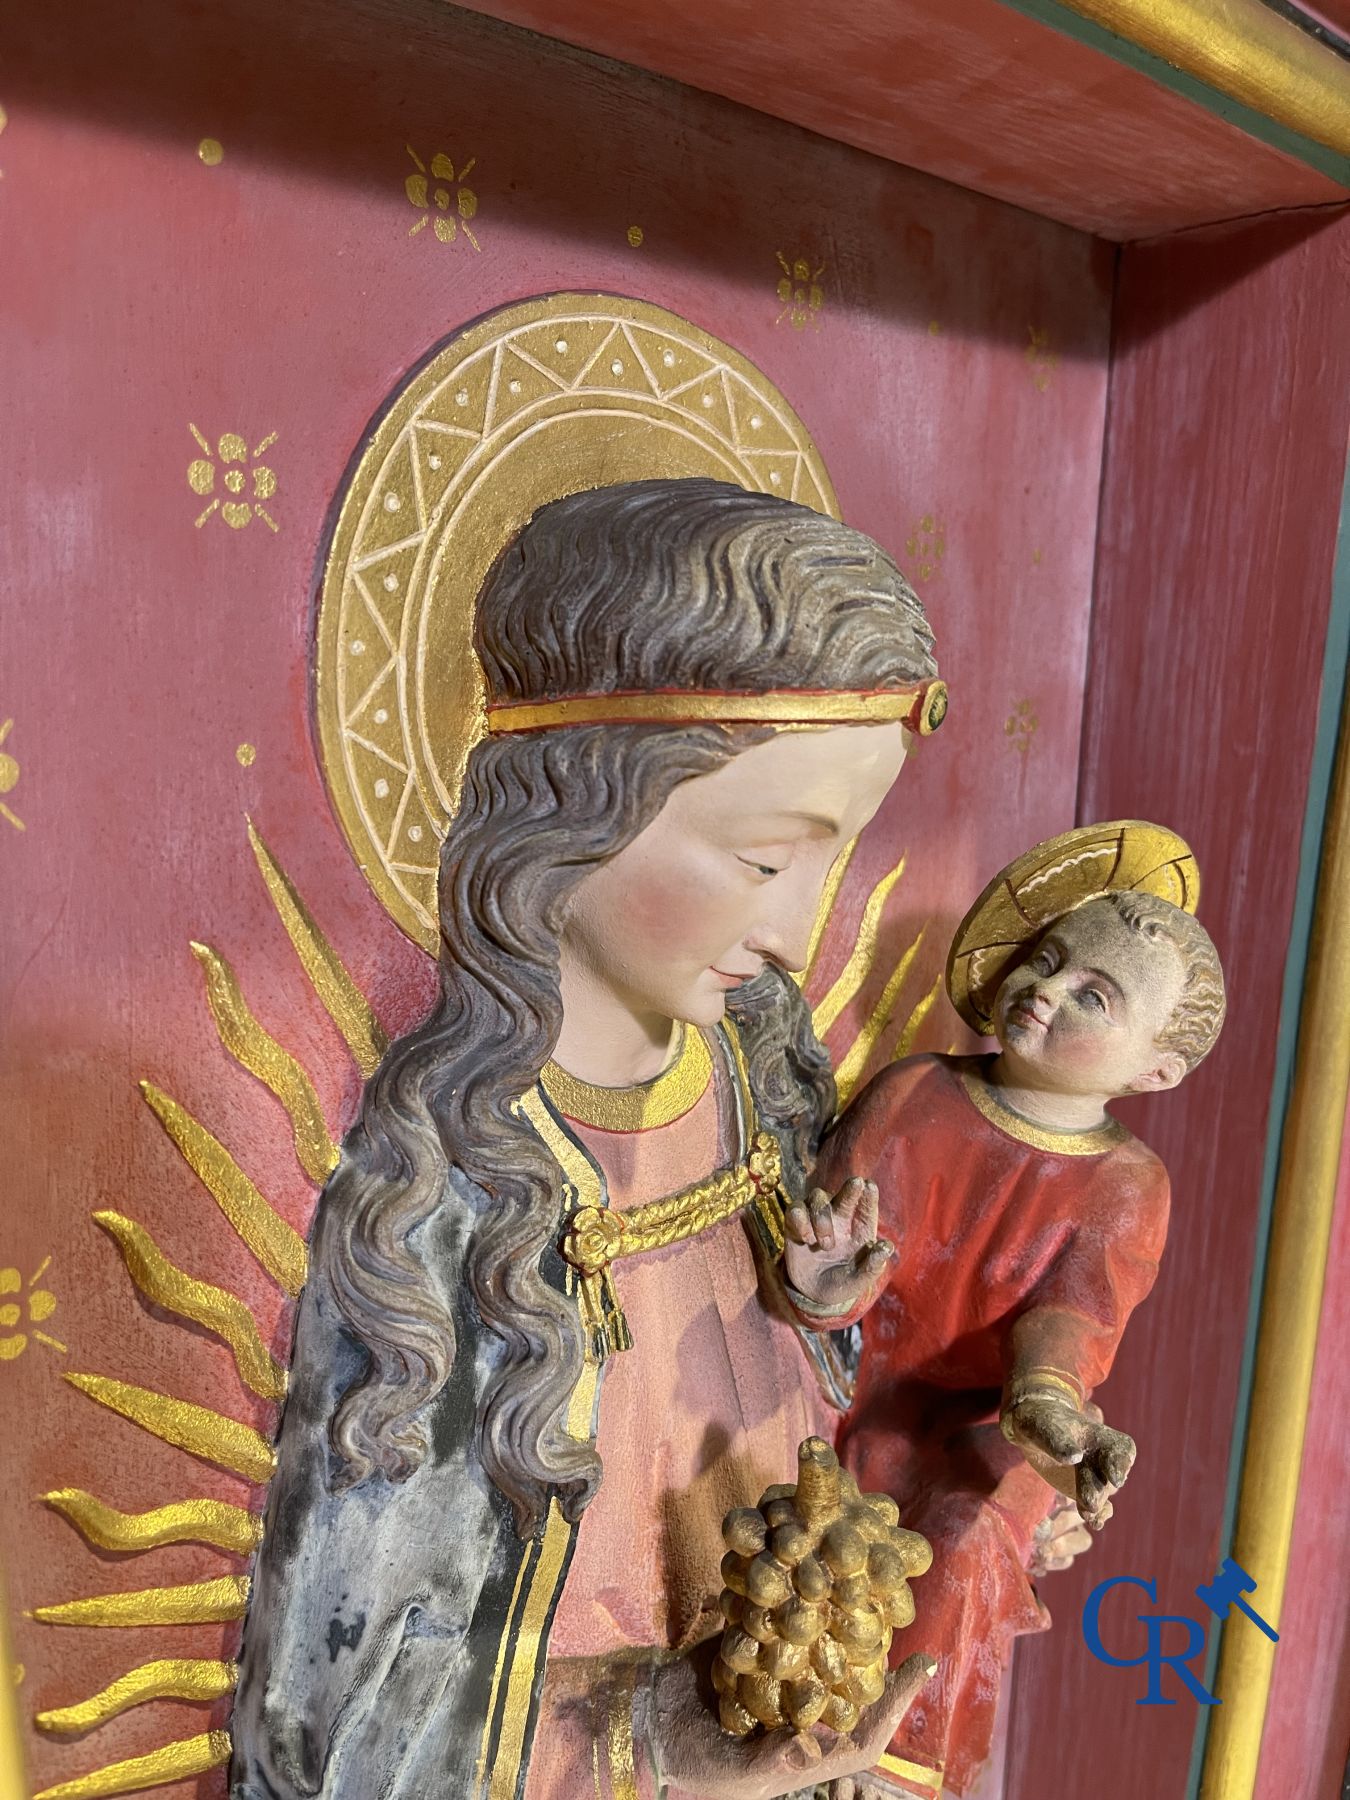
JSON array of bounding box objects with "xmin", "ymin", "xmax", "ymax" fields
[
  {"xmin": 746, "ymin": 1134, "xmax": 783, "ymax": 1196},
  {"xmin": 563, "ymin": 1206, "xmax": 626, "ymax": 1278},
  {"xmin": 562, "ymin": 1208, "xmax": 631, "ymax": 1361}
]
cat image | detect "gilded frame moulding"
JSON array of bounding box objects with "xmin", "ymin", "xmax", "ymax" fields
[
  {"xmin": 1198, "ymin": 651, "xmax": 1350, "ymax": 1793},
  {"xmin": 1054, "ymin": 0, "xmax": 1350, "ymax": 160}
]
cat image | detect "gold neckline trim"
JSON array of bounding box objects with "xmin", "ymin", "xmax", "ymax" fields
[
  {"xmin": 958, "ymin": 1067, "xmax": 1129, "ymax": 1157},
  {"xmin": 541, "ymin": 1026, "xmax": 713, "ymax": 1132}
]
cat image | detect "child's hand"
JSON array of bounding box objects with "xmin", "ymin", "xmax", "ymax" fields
[
  {"xmin": 782, "ymin": 1177, "xmax": 894, "ymax": 1317},
  {"xmin": 1000, "ymin": 1391, "xmax": 1136, "ymax": 1529}
]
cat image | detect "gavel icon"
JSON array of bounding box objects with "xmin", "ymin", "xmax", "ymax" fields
[{"xmin": 1195, "ymin": 1558, "xmax": 1279, "ymax": 1642}]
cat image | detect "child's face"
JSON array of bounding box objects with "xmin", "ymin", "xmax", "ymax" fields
[{"xmin": 992, "ymin": 900, "xmax": 1188, "ymax": 1098}]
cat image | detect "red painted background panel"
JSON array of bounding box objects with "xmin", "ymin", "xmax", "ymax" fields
[
  {"xmin": 1006, "ymin": 206, "xmax": 1350, "ymax": 1800},
  {"xmin": 0, "ymin": 2, "xmax": 1111, "ymax": 1794},
  {"xmin": 1293, "ymin": 2, "xmax": 1350, "ymax": 34}
]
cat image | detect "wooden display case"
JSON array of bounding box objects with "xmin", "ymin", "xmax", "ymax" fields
[{"xmin": 1, "ymin": 1, "xmax": 1347, "ymax": 1796}]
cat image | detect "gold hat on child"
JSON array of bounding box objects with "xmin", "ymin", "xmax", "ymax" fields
[{"xmin": 946, "ymin": 820, "xmax": 1200, "ymax": 1035}]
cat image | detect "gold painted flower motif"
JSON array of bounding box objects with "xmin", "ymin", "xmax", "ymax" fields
[
  {"xmin": 905, "ymin": 515, "xmax": 946, "ymax": 582},
  {"xmin": 1, "ymin": 1257, "xmax": 65, "ymax": 1361},
  {"xmin": 1005, "ymin": 698, "xmax": 1039, "ymax": 757},
  {"xmin": 776, "ymin": 253, "xmax": 826, "ymax": 330},
  {"xmin": 406, "ymin": 147, "xmax": 481, "ymax": 250},
  {"xmin": 1026, "ymin": 327, "xmax": 1058, "ymax": 393},
  {"xmin": 188, "ymin": 428, "xmax": 279, "ymax": 531},
  {"xmin": 0, "ymin": 717, "xmax": 23, "ymax": 832}
]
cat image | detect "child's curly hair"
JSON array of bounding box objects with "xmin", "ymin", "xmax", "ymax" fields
[{"xmin": 1102, "ymin": 890, "xmax": 1226, "ymax": 1070}]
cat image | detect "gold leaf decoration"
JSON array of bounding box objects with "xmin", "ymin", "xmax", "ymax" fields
[
  {"xmin": 247, "ymin": 819, "xmax": 388, "ymax": 1078},
  {"xmin": 36, "ymin": 1659, "xmax": 236, "ymax": 1735},
  {"xmin": 0, "ymin": 716, "xmax": 25, "ymax": 832},
  {"xmin": 30, "ymin": 1577, "xmax": 249, "ymax": 1630},
  {"xmin": 64, "ymin": 1374, "xmax": 276, "ymax": 1483},
  {"xmin": 833, "ymin": 928, "xmax": 926, "ymax": 1107},
  {"xmin": 31, "ymin": 1729, "xmax": 231, "ymax": 1799},
  {"xmin": 894, "ymin": 972, "xmax": 943, "ymax": 1063},
  {"xmin": 91, "ymin": 1212, "xmax": 287, "ymax": 1402},
  {"xmin": 189, "ymin": 941, "xmax": 337, "ymax": 1184},
  {"xmin": 41, "ymin": 1489, "xmax": 263, "ymax": 1557},
  {"xmin": 138, "ymin": 1083, "xmax": 308, "ymax": 1298},
  {"xmin": 810, "ymin": 855, "xmax": 907, "ymax": 1038},
  {"xmin": 802, "ymin": 837, "xmax": 858, "ymax": 987}
]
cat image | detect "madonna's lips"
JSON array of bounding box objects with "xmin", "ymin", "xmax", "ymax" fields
[{"xmin": 711, "ymin": 966, "xmax": 759, "ymax": 987}]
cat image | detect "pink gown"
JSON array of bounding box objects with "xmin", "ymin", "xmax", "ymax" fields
[{"xmin": 524, "ymin": 1054, "xmax": 834, "ymax": 1800}]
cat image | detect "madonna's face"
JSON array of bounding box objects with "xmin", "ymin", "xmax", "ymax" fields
[{"xmin": 560, "ymin": 723, "xmax": 910, "ymax": 1030}]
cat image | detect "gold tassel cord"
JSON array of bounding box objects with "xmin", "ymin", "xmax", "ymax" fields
[
  {"xmin": 190, "ymin": 941, "xmax": 339, "ymax": 1185},
  {"xmin": 894, "ymin": 970, "xmax": 944, "ymax": 1063},
  {"xmin": 36, "ymin": 1659, "xmax": 237, "ymax": 1735},
  {"xmin": 562, "ymin": 1133, "xmax": 784, "ymax": 1358},
  {"xmin": 834, "ymin": 928, "xmax": 926, "ymax": 1108},
  {"xmin": 64, "ymin": 1374, "xmax": 276, "ymax": 1483},
  {"xmin": 30, "ymin": 1578, "xmax": 249, "ymax": 1630},
  {"xmin": 247, "ymin": 819, "xmax": 389, "ymax": 1078},
  {"xmin": 92, "ymin": 1212, "xmax": 287, "ymax": 1403},
  {"xmin": 139, "ymin": 1082, "xmax": 308, "ymax": 1298},
  {"xmin": 810, "ymin": 855, "xmax": 907, "ymax": 1037},
  {"xmin": 41, "ymin": 1490, "xmax": 263, "ymax": 1556},
  {"xmin": 31, "ymin": 1729, "xmax": 231, "ymax": 1799},
  {"xmin": 802, "ymin": 836, "xmax": 859, "ymax": 986}
]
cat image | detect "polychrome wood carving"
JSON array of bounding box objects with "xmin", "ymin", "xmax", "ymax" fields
[{"xmin": 819, "ymin": 822, "xmax": 1226, "ymax": 1791}]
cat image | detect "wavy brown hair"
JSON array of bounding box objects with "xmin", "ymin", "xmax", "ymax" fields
[{"xmin": 314, "ymin": 477, "xmax": 938, "ymax": 1537}]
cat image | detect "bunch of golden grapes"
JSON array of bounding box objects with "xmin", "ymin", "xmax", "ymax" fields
[{"xmin": 713, "ymin": 1437, "xmax": 931, "ymax": 1738}]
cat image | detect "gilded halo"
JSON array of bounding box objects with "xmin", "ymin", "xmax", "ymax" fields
[
  {"xmin": 946, "ymin": 819, "xmax": 1201, "ymax": 1034},
  {"xmin": 315, "ymin": 292, "xmax": 838, "ymax": 951}
]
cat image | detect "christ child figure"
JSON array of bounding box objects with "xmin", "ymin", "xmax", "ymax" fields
[{"xmin": 799, "ymin": 822, "xmax": 1227, "ymax": 1797}]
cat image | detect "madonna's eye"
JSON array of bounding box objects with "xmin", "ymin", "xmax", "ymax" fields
[{"xmin": 737, "ymin": 856, "xmax": 784, "ymax": 879}]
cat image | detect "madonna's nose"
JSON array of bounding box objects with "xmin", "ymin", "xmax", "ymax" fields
[{"xmin": 745, "ymin": 916, "xmax": 814, "ymax": 978}]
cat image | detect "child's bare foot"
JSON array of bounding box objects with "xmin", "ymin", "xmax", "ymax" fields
[{"xmin": 1029, "ymin": 1493, "xmax": 1095, "ymax": 1576}]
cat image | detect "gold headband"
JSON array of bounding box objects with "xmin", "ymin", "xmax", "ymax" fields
[{"xmin": 485, "ymin": 680, "xmax": 949, "ymax": 738}]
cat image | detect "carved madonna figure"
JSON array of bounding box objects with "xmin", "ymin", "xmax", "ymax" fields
[{"xmin": 229, "ymin": 476, "xmax": 946, "ymax": 1800}]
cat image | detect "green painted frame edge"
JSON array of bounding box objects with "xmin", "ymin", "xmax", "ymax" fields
[{"xmin": 996, "ymin": 0, "xmax": 1350, "ymax": 196}]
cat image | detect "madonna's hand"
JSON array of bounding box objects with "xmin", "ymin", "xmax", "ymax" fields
[
  {"xmin": 782, "ymin": 1178, "xmax": 894, "ymax": 1318},
  {"xmin": 643, "ymin": 1641, "xmax": 934, "ymax": 1800}
]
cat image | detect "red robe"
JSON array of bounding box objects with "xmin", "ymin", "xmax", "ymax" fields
[{"xmin": 815, "ymin": 1053, "xmax": 1170, "ymax": 1795}]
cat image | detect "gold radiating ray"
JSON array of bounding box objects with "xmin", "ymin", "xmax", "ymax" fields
[
  {"xmin": 247, "ymin": 818, "xmax": 389, "ymax": 1078},
  {"xmin": 833, "ymin": 928, "xmax": 926, "ymax": 1109},
  {"xmin": 139, "ymin": 1082, "xmax": 307, "ymax": 1298},
  {"xmin": 64, "ymin": 1374, "xmax": 276, "ymax": 1484},
  {"xmin": 42, "ymin": 1489, "xmax": 263, "ymax": 1557},
  {"xmin": 30, "ymin": 1577, "xmax": 249, "ymax": 1630},
  {"xmin": 31, "ymin": 1728, "xmax": 231, "ymax": 1799},
  {"xmin": 92, "ymin": 1212, "xmax": 287, "ymax": 1403},
  {"xmin": 190, "ymin": 941, "xmax": 339, "ymax": 1185},
  {"xmin": 36, "ymin": 1659, "xmax": 237, "ymax": 1735},
  {"xmin": 810, "ymin": 854, "xmax": 907, "ymax": 1038},
  {"xmin": 801, "ymin": 836, "xmax": 859, "ymax": 987},
  {"xmin": 894, "ymin": 970, "xmax": 943, "ymax": 1063}
]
